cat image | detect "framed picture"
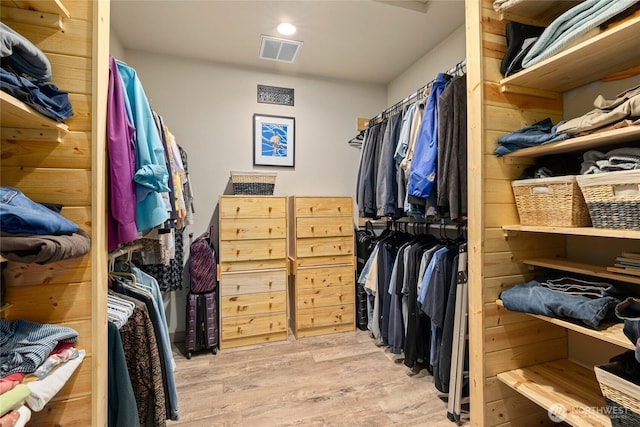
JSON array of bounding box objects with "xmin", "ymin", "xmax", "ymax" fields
[{"xmin": 253, "ymin": 113, "xmax": 295, "ymax": 167}]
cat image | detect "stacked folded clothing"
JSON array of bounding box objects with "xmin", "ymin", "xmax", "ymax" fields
[
  {"xmin": 522, "ymin": 0, "xmax": 640, "ymax": 68},
  {"xmin": 500, "ymin": 274, "xmax": 622, "ymax": 329},
  {"xmin": 0, "ymin": 23, "xmax": 72, "ymax": 122},
  {"xmin": 580, "ymin": 147, "xmax": 640, "ymax": 174},
  {"xmin": 0, "ymin": 186, "xmax": 91, "ymax": 264}
]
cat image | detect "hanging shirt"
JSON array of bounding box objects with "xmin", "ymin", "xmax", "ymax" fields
[
  {"xmin": 107, "ymin": 56, "xmax": 138, "ymax": 251},
  {"xmin": 116, "ymin": 62, "xmax": 170, "ymax": 233}
]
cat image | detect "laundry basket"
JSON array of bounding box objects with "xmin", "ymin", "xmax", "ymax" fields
[
  {"xmin": 576, "ymin": 170, "xmax": 640, "ymax": 230},
  {"xmin": 230, "ymin": 171, "xmax": 277, "ymax": 195},
  {"xmin": 511, "ymin": 175, "xmax": 591, "ymax": 227},
  {"xmin": 594, "ymin": 364, "xmax": 640, "ymax": 426}
]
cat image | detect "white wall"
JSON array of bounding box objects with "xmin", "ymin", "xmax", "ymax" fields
[
  {"xmin": 109, "ymin": 30, "xmax": 126, "ymax": 61},
  {"xmin": 120, "ymin": 50, "xmax": 386, "ymax": 337},
  {"xmin": 386, "ymin": 25, "xmax": 466, "ymax": 106}
]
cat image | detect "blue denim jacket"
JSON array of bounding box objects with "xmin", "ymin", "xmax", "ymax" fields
[
  {"xmin": 500, "ymin": 276, "xmax": 620, "ymax": 329},
  {"xmin": 0, "ymin": 186, "xmax": 78, "ymax": 235},
  {"xmin": 494, "ymin": 118, "xmax": 570, "ymax": 157}
]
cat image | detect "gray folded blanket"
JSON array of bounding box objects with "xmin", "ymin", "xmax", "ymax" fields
[
  {"xmin": 522, "ymin": 0, "xmax": 640, "ymax": 68},
  {"xmin": 581, "ymin": 148, "xmax": 640, "ymax": 174}
]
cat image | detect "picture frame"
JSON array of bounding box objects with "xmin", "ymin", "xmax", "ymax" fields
[{"xmin": 253, "ymin": 113, "xmax": 295, "ymax": 167}]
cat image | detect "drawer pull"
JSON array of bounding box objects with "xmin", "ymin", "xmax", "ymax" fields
[
  {"xmin": 236, "ymin": 285, "xmax": 240, "ymax": 291},
  {"xmin": 337, "ymin": 207, "xmax": 341, "ymax": 212},
  {"xmin": 268, "ymin": 206, "xmax": 272, "ymax": 212},
  {"xmin": 268, "ymin": 248, "xmax": 273, "ymax": 254},
  {"xmin": 311, "ymin": 226, "xmax": 315, "ymax": 232},
  {"xmin": 338, "ymin": 226, "xmax": 342, "ymax": 232},
  {"xmin": 236, "ymin": 207, "xmax": 240, "ymax": 213},
  {"xmin": 268, "ymin": 281, "xmax": 273, "ymax": 286},
  {"xmin": 236, "ymin": 228, "xmax": 240, "ymax": 235},
  {"xmin": 236, "ymin": 250, "xmax": 240, "ymax": 256},
  {"xmin": 268, "ymin": 228, "xmax": 272, "ymax": 233},
  {"xmin": 338, "ymin": 276, "xmax": 342, "ymax": 282},
  {"xmin": 269, "ymin": 302, "xmax": 273, "ymax": 308}
]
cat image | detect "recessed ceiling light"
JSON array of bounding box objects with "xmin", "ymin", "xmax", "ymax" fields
[{"xmin": 277, "ymin": 23, "xmax": 296, "ymax": 36}]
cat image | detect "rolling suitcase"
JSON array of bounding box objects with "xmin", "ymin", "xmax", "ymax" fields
[
  {"xmin": 185, "ymin": 290, "xmax": 218, "ymax": 359},
  {"xmin": 185, "ymin": 230, "xmax": 219, "ymax": 358}
]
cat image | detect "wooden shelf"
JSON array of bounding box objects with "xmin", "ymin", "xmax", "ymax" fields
[
  {"xmin": 496, "ymin": 300, "xmax": 634, "ymax": 350},
  {"xmin": 500, "ymin": 15, "xmax": 640, "ymax": 95},
  {"xmin": 499, "ymin": 0, "xmax": 581, "ymax": 27},
  {"xmin": 503, "ymin": 225, "xmax": 640, "ymax": 240},
  {"xmin": 497, "ymin": 359, "xmax": 610, "ymax": 427},
  {"xmin": 523, "ymin": 257, "xmax": 640, "ymax": 285},
  {"xmin": 0, "ymin": 91, "xmax": 68, "ymax": 141},
  {"xmin": 7, "ymin": 0, "xmax": 70, "ymax": 18},
  {"xmin": 505, "ymin": 126, "xmax": 640, "ymax": 158}
]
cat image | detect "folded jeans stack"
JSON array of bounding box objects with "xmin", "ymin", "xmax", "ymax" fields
[{"xmin": 500, "ymin": 274, "xmax": 622, "ymax": 329}]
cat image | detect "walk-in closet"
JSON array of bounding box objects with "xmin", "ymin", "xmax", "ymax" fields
[{"xmin": 1, "ymin": 1, "xmax": 638, "ymax": 426}]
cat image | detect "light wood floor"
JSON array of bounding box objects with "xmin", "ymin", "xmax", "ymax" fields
[{"xmin": 168, "ymin": 330, "xmax": 469, "ymax": 426}]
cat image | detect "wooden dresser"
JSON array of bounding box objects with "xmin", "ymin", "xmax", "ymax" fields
[
  {"xmin": 288, "ymin": 196, "xmax": 356, "ymax": 338},
  {"xmin": 218, "ymin": 196, "xmax": 288, "ymax": 349}
]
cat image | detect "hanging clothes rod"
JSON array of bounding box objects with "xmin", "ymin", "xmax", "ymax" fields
[
  {"xmin": 361, "ymin": 218, "xmax": 467, "ymax": 232},
  {"xmin": 367, "ymin": 58, "xmax": 467, "ymax": 128},
  {"xmin": 108, "ymin": 242, "xmax": 143, "ymax": 261}
]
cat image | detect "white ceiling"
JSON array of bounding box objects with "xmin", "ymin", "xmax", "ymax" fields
[{"xmin": 110, "ymin": 0, "xmax": 466, "ymax": 85}]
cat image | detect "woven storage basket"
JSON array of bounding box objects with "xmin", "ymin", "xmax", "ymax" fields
[
  {"xmin": 230, "ymin": 171, "xmax": 276, "ymax": 195},
  {"xmin": 511, "ymin": 175, "xmax": 591, "ymax": 227},
  {"xmin": 594, "ymin": 365, "xmax": 640, "ymax": 426},
  {"xmin": 576, "ymin": 170, "xmax": 640, "ymax": 230}
]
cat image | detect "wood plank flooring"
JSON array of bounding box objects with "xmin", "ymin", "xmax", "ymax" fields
[{"xmin": 168, "ymin": 330, "xmax": 469, "ymax": 426}]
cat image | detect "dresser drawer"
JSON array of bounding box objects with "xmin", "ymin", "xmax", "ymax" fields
[
  {"xmin": 220, "ymin": 196, "xmax": 286, "ymax": 219},
  {"xmin": 296, "ymin": 285, "xmax": 354, "ymax": 309},
  {"xmin": 295, "ymin": 305, "xmax": 354, "ymax": 330},
  {"xmin": 296, "ymin": 217, "xmax": 352, "ymax": 238},
  {"xmin": 219, "ymin": 238, "xmax": 286, "ymax": 262},
  {"xmin": 293, "ymin": 197, "xmax": 353, "ymax": 217},
  {"xmin": 220, "ymin": 291, "xmax": 286, "ymax": 317},
  {"xmin": 219, "ymin": 218, "xmax": 286, "ymax": 241},
  {"xmin": 220, "ymin": 269, "xmax": 287, "ymax": 296},
  {"xmin": 296, "ymin": 236, "xmax": 354, "ymax": 258},
  {"xmin": 295, "ymin": 265, "xmax": 354, "ymax": 290},
  {"xmin": 221, "ymin": 312, "xmax": 288, "ymax": 340}
]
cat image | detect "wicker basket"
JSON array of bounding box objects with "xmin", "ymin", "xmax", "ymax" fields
[
  {"xmin": 576, "ymin": 170, "xmax": 640, "ymax": 230},
  {"xmin": 230, "ymin": 171, "xmax": 276, "ymax": 195},
  {"xmin": 594, "ymin": 364, "xmax": 640, "ymax": 426},
  {"xmin": 511, "ymin": 176, "xmax": 591, "ymax": 227}
]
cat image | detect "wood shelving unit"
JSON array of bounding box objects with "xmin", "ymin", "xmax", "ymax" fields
[
  {"xmin": 500, "ymin": 15, "xmax": 640, "ymax": 95},
  {"xmin": 522, "ymin": 257, "xmax": 640, "ymax": 285},
  {"xmin": 498, "ymin": 0, "xmax": 580, "ymax": 26},
  {"xmin": 0, "ymin": 91, "xmax": 68, "ymax": 141},
  {"xmin": 471, "ymin": 1, "xmax": 640, "ymax": 424},
  {"xmin": 502, "ymin": 224, "xmax": 640, "ymax": 240},
  {"xmin": 496, "ymin": 299, "xmax": 634, "ymax": 350},
  {"xmin": 497, "ymin": 359, "xmax": 611, "ymax": 427},
  {"xmin": 505, "ymin": 126, "xmax": 640, "ymax": 158},
  {"xmin": 8, "ymin": 0, "xmax": 70, "ymax": 18}
]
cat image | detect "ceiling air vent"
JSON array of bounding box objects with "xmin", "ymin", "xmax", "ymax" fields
[{"xmin": 259, "ymin": 35, "xmax": 303, "ymax": 63}]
